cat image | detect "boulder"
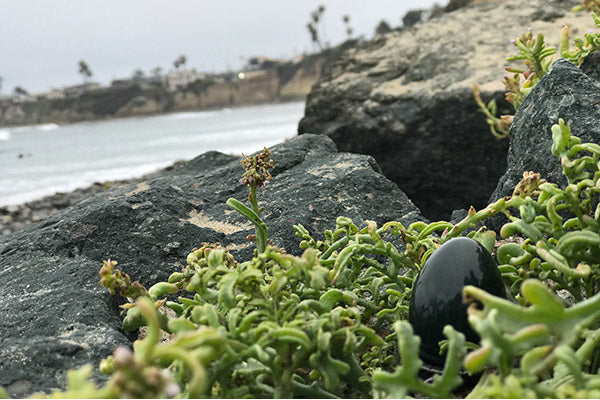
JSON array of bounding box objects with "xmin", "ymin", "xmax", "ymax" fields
[
  {"xmin": 581, "ymin": 51, "xmax": 600, "ymax": 83},
  {"xmin": 0, "ymin": 134, "xmax": 424, "ymax": 397},
  {"xmin": 298, "ymin": 0, "xmax": 593, "ymax": 220},
  {"xmin": 488, "ymin": 58, "xmax": 600, "ymax": 227}
]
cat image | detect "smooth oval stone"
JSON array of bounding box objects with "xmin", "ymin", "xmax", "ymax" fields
[{"xmin": 408, "ymin": 237, "xmax": 505, "ymax": 367}]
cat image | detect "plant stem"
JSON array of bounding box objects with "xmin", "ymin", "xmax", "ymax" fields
[
  {"xmin": 274, "ymin": 344, "xmax": 293, "ymax": 398},
  {"xmin": 249, "ymin": 186, "xmax": 267, "ymax": 253}
]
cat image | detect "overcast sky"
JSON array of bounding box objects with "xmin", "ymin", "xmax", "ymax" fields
[{"xmin": 1, "ymin": 1, "xmax": 440, "ymax": 94}]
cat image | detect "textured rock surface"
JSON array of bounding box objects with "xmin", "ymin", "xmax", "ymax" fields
[
  {"xmin": 581, "ymin": 51, "xmax": 600, "ymax": 83},
  {"xmin": 489, "ymin": 59, "xmax": 600, "ymax": 203},
  {"xmin": 0, "ymin": 182, "xmax": 131, "ymax": 237},
  {"xmin": 0, "ymin": 134, "xmax": 424, "ymax": 397},
  {"xmin": 298, "ymin": 0, "xmax": 593, "ymax": 220}
]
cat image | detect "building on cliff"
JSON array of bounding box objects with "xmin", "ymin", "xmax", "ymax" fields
[
  {"xmin": 245, "ymin": 56, "xmax": 285, "ymax": 71},
  {"xmin": 163, "ymin": 69, "xmax": 208, "ymax": 92},
  {"xmin": 63, "ymin": 82, "xmax": 101, "ymax": 98}
]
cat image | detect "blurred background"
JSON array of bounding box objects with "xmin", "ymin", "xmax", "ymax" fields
[
  {"xmin": 0, "ymin": 0, "xmax": 442, "ymax": 206},
  {"xmin": 1, "ymin": 1, "xmax": 440, "ymax": 92}
]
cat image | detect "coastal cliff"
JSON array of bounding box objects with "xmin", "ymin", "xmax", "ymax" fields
[{"xmin": 0, "ymin": 54, "xmax": 326, "ymax": 127}]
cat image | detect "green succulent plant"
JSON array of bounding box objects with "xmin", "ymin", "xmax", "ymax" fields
[
  {"xmin": 5, "ymin": 115, "xmax": 600, "ymax": 398},
  {"xmin": 474, "ymin": 10, "xmax": 600, "ymax": 139},
  {"xmin": 573, "ymin": 0, "xmax": 600, "ymax": 15},
  {"xmin": 4, "ymin": 6, "xmax": 600, "ymax": 398},
  {"xmin": 226, "ymin": 147, "xmax": 273, "ymax": 254}
]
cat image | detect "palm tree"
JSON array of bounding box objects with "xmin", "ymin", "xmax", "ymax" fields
[
  {"xmin": 13, "ymin": 86, "xmax": 30, "ymax": 101},
  {"xmin": 173, "ymin": 55, "xmax": 187, "ymax": 70},
  {"xmin": 13, "ymin": 86, "xmax": 29, "ymax": 96},
  {"xmin": 78, "ymin": 60, "xmax": 93, "ymax": 83},
  {"xmin": 375, "ymin": 20, "xmax": 393, "ymax": 36},
  {"xmin": 306, "ymin": 4, "xmax": 326, "ymax": 51},
  {"xmin": 132, "ymin": 69, "xmax": 145, "ymax": 84},
  {"xmin": 342, "ymin": 15, "xmax": 353, "ymax": 38},
  {"xmin": 151, "ymin": 66, "xmax": 162, "ymax": 78}
]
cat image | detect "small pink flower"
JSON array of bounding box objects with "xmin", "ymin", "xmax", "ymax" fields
[
  {"xmin": 165, "ymin": 383, "xmax": 181, "ymax": 398},
  {"xmin": 113, "ymin": 346, "xmax": 134, "ymax": 367}
]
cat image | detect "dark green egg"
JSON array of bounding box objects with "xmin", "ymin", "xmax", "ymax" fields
[{"xmin": 408, "ymin": 237, "xmax": 505, "ymax": 367}]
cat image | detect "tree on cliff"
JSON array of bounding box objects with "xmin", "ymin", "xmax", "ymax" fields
[
  {"xmin": 13, "ymin": 86, "xmax": 28, "ymax": 96},
  {"xmin": 151, "ymin": 66, "xmax": 162, "ymax": 79},
  {"xmin": 342, "ymin": 15, "xmax": 353, "ymax": 38},
  {"xmin": 173, "ymin": 55, "xmax": 187, "ymax": 70},
  {"xmin": 375, "ymin": 20, "xmax": 393, "ymax": 35},
  {"xmin": 132, "ymin": 69, "xmax": 145, "ymax": 84},
  {"xmin": 78, "ymin": 60, "xmax": 93, "ymax": 83},
  {"xmin": 402, "ymin": 9, "xmax": 425, "ymax": 27},
  {"xmin": 13, "ymin": 86, "xmax": 29, "ymax": 101},
  {"xmin": 306, "ymin": 4, "xmax": 326, "ymax": 52}
]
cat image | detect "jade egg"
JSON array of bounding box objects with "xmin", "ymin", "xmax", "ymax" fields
[{"xmin": 408, "ymin": 237, "xmax": 505, "ymax": 367}]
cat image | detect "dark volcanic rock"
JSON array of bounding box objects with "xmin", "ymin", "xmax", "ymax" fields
[
  {"xmin": 297, "ymin": 0, "xmax": 595, "ymax": 220},
  {"xmin": 0, "ymin": 134, "xmax": 424, "ymax": 397},
  {"xmin": 0, "ymin": 182, "xmax": 130, "ymax": 237},
  {"xmin": 489, "ymin": 59, "xmax": 600, "ymax": 206},
  {"xmin": 581, "ymin": 51, "xmax": 600, "ymax": 83}
]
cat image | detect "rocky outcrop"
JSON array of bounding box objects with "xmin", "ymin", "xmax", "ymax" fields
[
  {"xmin": 298, "ymin": 0, "xmax": 594, "ymax": 220},
  {"xmin": 580, "ymin": 51, "xmax": 600, "ymax": 82},
  {"xmin": 279, "ymin": 59, "xmax": 324, "ymax": 100},
  {"xmin": 0, "ymin": 134, "xmax": 424, "ymax": 397},
  {"xmin": 489, "ymin": 58, "xmax": 600, "ymax": 203}
]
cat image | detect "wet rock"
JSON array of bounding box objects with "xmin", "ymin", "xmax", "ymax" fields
[{"xmin": 0, "ymin": 134, "xmax": 424, "ymax": 396}]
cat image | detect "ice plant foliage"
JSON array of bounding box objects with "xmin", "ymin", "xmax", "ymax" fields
[
  {"xmin": 7, "ymin": 117, "xmax": 600, "ymax": 398},
  {"xmin": 573, "ymin": 0, "xmax": 600, "ymax": 15},
  {"xmin": 474, "ymin": 9, "xmax": 600, "ymax": 138},
  {"xmin": 473, "ymin": 28, "xmax": 556, "ymax": 139},
  {"xmin": 561, "ymin": 12, "xmax": 600, "ymax": 65}
]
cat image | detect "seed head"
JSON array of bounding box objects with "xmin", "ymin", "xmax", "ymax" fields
[{"xmin": 239, "ymin": 147, "xmax": 274, "ymax": 189}]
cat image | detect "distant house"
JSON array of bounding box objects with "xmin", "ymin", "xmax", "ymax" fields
[
  {"xmin": 112, "ymin": 75, "xmax": 162, "ymax": 90},
  {"xmin": 36, "ymin": 88, "xmax": 65, "ymax": 100},
  {"xmin": 63, "ymin": 82, "xmax": 101, "ymax": 98},
  {"xmin": 245, "ymin": 56, "xmax": 284, "ymax": 71},
  {"xmin": 0, "ymin": 94, "xmax": 13, "ymax": 107},
  {"xmin": 163, "ymin": 69, "xmax": 207, "ymax": 91},
  {"xmin": 12, "ymin": 91, "xmax": 34, "ymax": 103},
  {"xmin": 110, "ymin": 78, "xmax": 136, "ymax": 89}
]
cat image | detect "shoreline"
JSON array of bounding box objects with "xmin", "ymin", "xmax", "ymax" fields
[
  {"xmin": 0, "ymin": 97, "xmax": 306, "ymax": 129},
  {"xmin": 0, "ymin": 178, "xmax": 134, "ymax": 237},
  {"xmin": 0, "ymin": 99, "xmax": 306, "ymax": 237},
  {"xmin": 0, "ymin": 151, "xmax": 194, "ymax": 237}
]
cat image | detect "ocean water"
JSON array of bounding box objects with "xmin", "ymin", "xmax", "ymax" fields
[{"xmin": 0, "ymin": 101, "xmax": 305, "ymax": 206}]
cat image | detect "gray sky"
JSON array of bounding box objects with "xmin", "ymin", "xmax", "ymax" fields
[{"xmin": 0, "ymin": 1, "xmax": 439, "ymax": 94}]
